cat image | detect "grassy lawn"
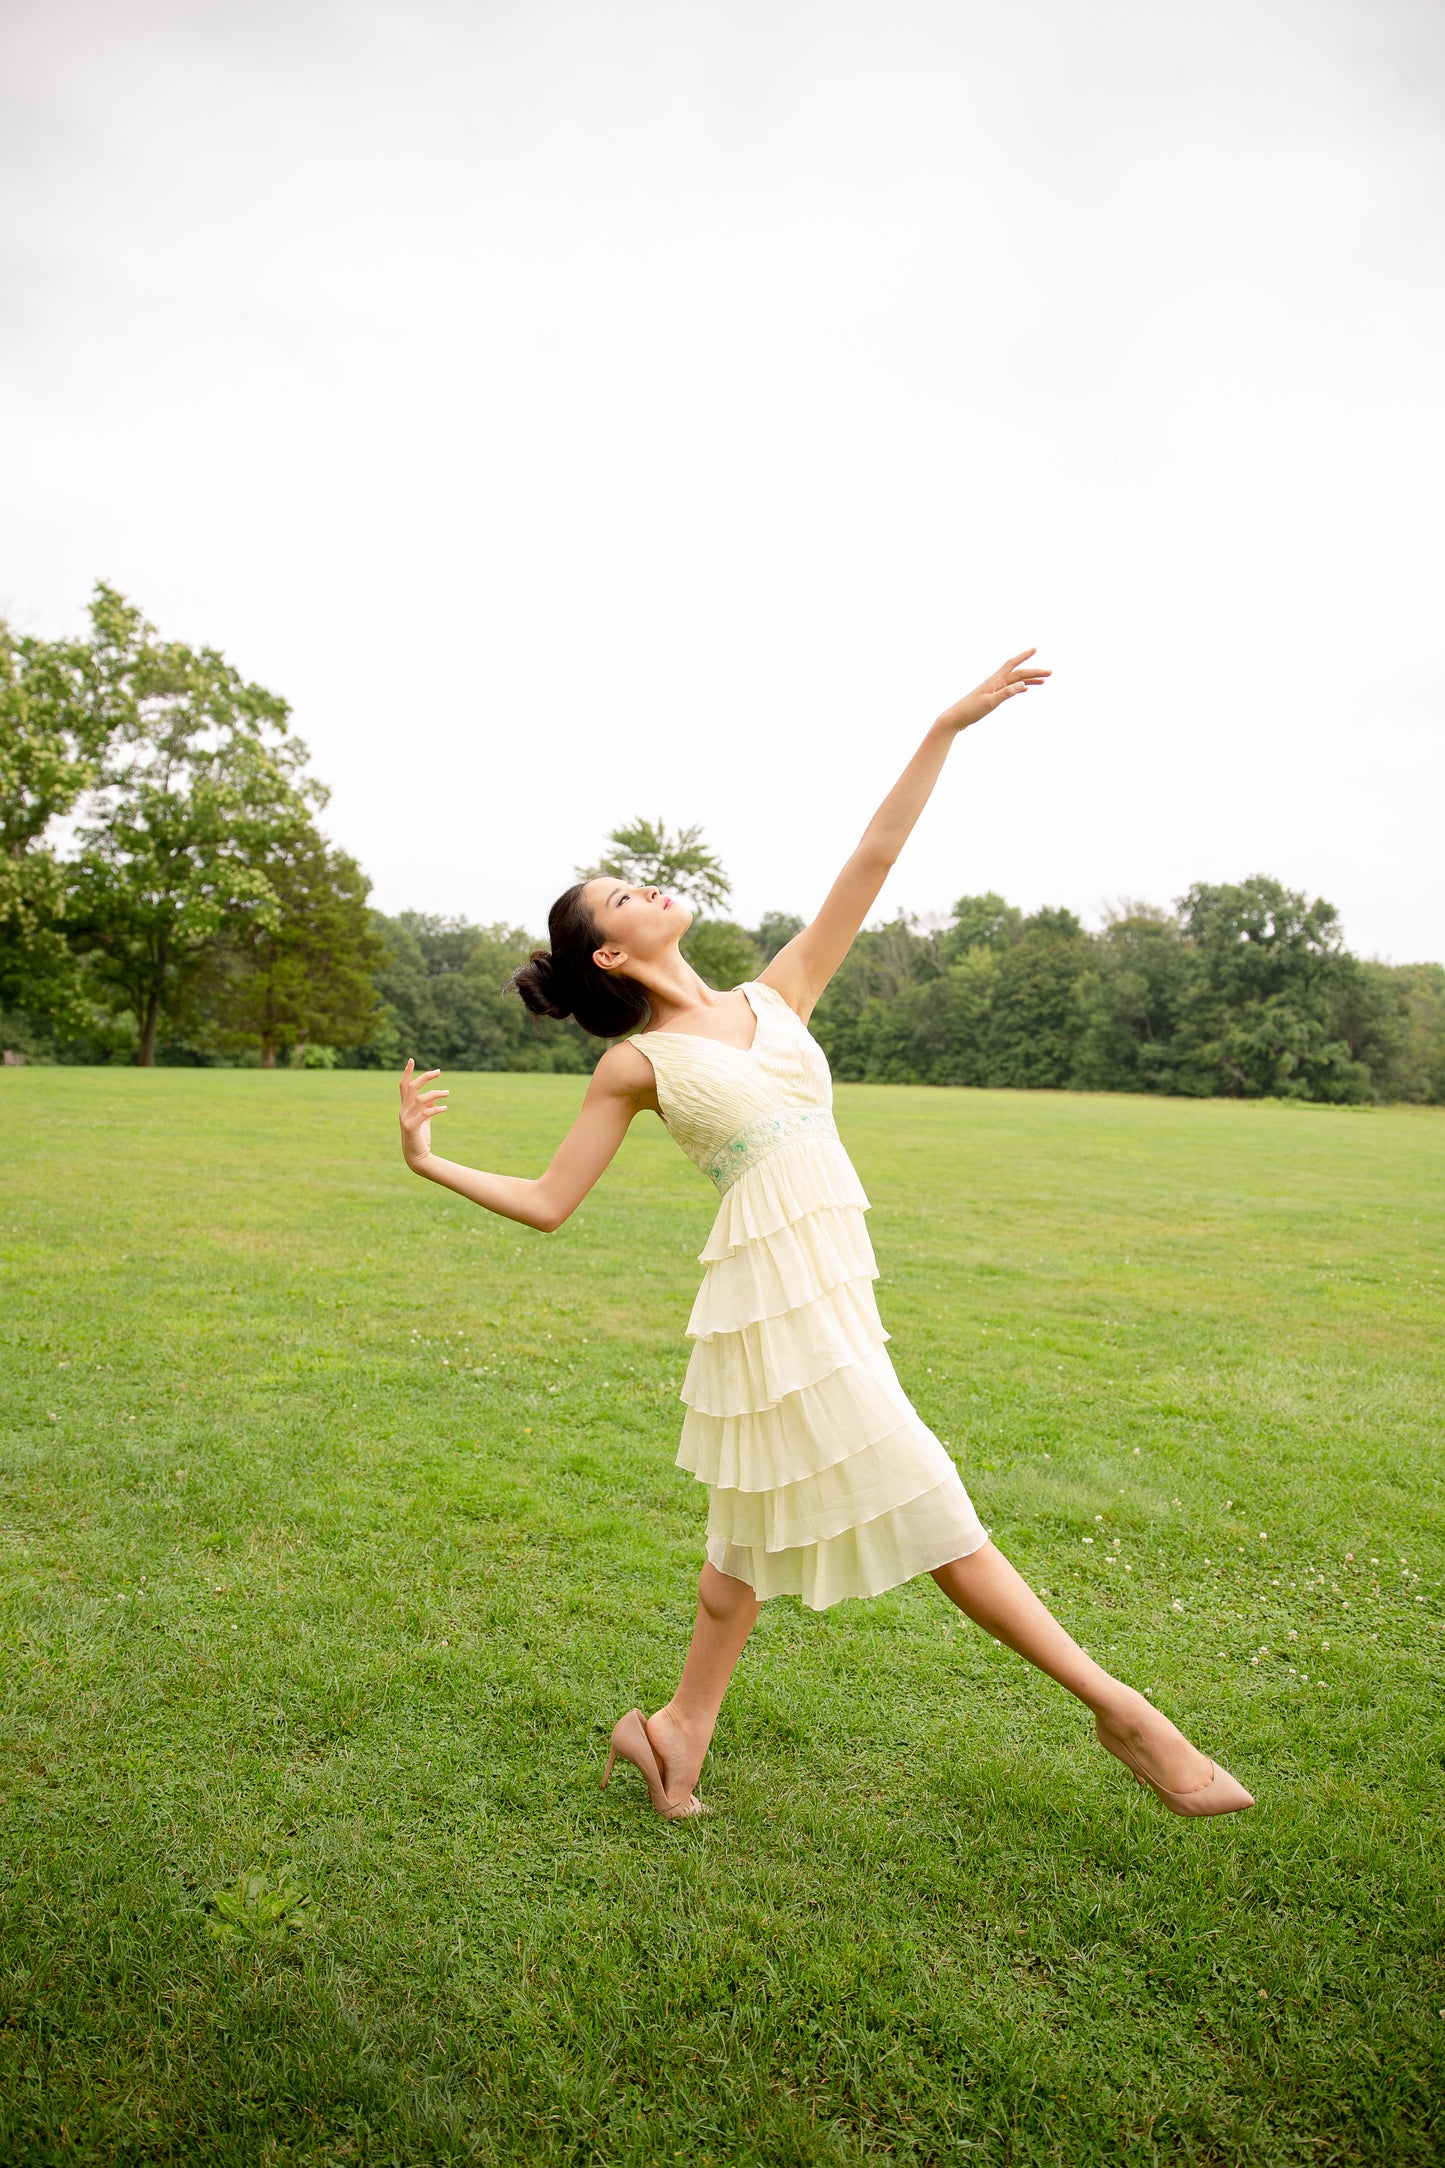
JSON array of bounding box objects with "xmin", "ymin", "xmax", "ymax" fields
[{"xmin": 1, "ymin": 1068, "xmax": 1442, "ymax": 2166}]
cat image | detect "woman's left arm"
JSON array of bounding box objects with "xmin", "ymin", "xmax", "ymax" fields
[{"xmin": 760, "ymin": 649, "xmax": 1049, "ymax": 1021}]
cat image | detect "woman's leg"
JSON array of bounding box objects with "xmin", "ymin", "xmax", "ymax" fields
[
  {"xmin": 646, "ymin": 1561, "xmax": 761, "ymax": 1803},
  {"xmin": 932, "ymin": 1540, "xmax": 1215, "ymax": 1793}
]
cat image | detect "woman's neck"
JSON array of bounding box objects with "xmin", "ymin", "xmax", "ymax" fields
[{"xmin": 631, "ymin": 957, "xmax": 740, "ymax": 1030}]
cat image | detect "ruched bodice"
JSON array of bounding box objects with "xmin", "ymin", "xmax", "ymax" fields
[
  {"xmin": 629, "ymin": 982, "xmax": 986, "ymax": 1610},
  {"xmin": 629, "ymin": 980, "xmax": 837, "ymax": 1191}
]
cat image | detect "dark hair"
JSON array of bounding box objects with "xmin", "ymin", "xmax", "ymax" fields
[{"xmin": 510, "ymin": 882, "xmax": 652, "ymax": 1041}]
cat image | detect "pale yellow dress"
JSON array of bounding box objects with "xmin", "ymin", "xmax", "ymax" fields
[{"xmin": 630, "ymin": 980, "xmax": 987, "ymax": 1610}]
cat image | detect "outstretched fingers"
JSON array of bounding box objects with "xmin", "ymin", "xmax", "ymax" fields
[{"xmin": 400, "ymin": 1061, "xmax": 449, "ymax": 1118}]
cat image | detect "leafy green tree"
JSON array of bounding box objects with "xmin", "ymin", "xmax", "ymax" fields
[
  {"xmin": 986, "ymin": 908, "xmax": 1091, "ymax": 1089},
  {"xmin": 1171, "ymin": 877, "xmax": 1369, "ymax": 1100},
  {"xmin": 362, "ymin": 914, "xmax": 433, "ymax": 1068},
  {"xmin": 577, "ymin": 818, "xmax": 731, "ymax": 913},
  {"xmin": 0, "ymin": 612, "xmax": 110, "ymax": 1032},
  {"xmin": 752, "ymin": 911, "xmax": 804, "ymax": 963},
  {"xmin": 682, "ymin": 918, "xmax": 761, "ymax": 989},
  {"xmin": 1073, "ymin": 907, "xmax": 1194, "ymax": 1093},
  {"xmin": 1332, "ymin": 958, "xmax": 1445, "ymax": 1105},
  {"xmin": 939, "ymin": 892, "xmax": 1022, "ymax": 963},
  {"xmin": 1391, "ymin": 963, "xmax": 1445, "ymax": 1103},
  {"xmin": 199, "ymin": 833, "xmax": 382, "ymax": 1066},
  {"xmin": 59, "ymin": 588, "xmax": 316, "ymax": 1065},
  {"xmin": 831, "ymin": 945, "xmax": 996, "ymax": 1086}
]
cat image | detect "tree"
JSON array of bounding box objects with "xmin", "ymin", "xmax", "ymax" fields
[
  {"xmin": 987, "ymin": 908, "xmax": 1091, "ymax": 1089},
  {"xmin": 1171, "ymin": 876, "xmax": 1368, "ymax": 1100},
  {"xmin": 63, "ymin": 588, "xmax": 318, "ymax": 1064},
  {"xmin": 0, "ymin": 613, "xmax": 108, "ymax": 1031},
  {"xmin": 1391, "ymin": 963, "xmax": 1445, "ymax": 1104},
  {"xmin": 832, "ymin": 945, "xmax": 997, "ymax": 1086},
  {"xmin": 939, "ymin": 892, "xmax": 1022, "ymax": 963},
  {"xmin": 577, "ymin": 818, "xmax": 731, "ymax": 914},
  {"xmin": 1331, "ymin": 958, "xmax": 1445, "ymax": 1105},
  {"xmin": 1073, "ymin": 906, "xmax": 1194, "ymax": 1093},
  {"xmin": 199, "ymin": 833, "xmax": 383, "ymax": 1066},
  {"xmin": 682, "ymin": 918, "xmax": 761, "ymax": 989},
  {"xmin": 752, "ymin": 911, "xmax": 804, "ymax": 962}
]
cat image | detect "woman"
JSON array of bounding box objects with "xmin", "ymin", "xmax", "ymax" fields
[{"xmin": 396, "ymin": 651, "xmax": 1254, "ymax": 1823}]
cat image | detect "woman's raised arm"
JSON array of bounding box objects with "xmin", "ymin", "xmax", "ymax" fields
[
  {"xmin": 760, "ymin": 649, "xmax": 1049, "ymax": 1021},
  {"xmin": 397, "ymin": 1042, "xmax": 654, "ymax": 1232}
]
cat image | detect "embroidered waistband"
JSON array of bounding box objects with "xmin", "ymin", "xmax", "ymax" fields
[{"xmin": 704, "ymin": 1105, "xmax": 838, "ymax": 1193}]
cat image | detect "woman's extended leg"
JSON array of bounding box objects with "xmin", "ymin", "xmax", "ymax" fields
[
  {"xmin": 646, "ymin": 1561, "xmax": 761, "ymax": 1804},
  {"xmin": 932, "ymin": 1541, "xmax": 1216, "ymax": 1794}
]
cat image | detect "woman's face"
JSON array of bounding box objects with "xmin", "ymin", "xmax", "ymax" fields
[{"xmin": 583, "ymin": 879, "xmax": 693, "ymax": 973}]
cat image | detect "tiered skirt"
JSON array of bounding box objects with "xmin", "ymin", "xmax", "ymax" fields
[{"xmin": 678, "ymin": 1130, "xmax": 987, "ymax": 1609}]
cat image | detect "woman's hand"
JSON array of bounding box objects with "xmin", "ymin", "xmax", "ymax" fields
[
  {"xmin": 936, "ymin": 649, "xmax": 1050, "ymax": 734},
  {"xmin": 398, "ymin": 1059, "xmax": 448, "ymax": 1168}
]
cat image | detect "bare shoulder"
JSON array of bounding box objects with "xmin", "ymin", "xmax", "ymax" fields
[{"xmin": 588, "ymin": 1039, "xmax": 657, "ymax": 1101}]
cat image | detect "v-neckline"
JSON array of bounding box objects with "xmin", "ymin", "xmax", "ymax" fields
[{"xmin": 638, "ymin": 981, "xmax": 763, "ymax": 1057}]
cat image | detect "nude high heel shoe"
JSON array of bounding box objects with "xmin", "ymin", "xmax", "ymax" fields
[
  {"xmin": 1096, "ymin": 1718, "xmax": 1255, "ymax": 1818},
  {"xmin": 600, "ymin": 1709, "xmax": 708, "ymax": 1821}
]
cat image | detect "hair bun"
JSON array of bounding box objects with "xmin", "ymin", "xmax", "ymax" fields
[
  {"xmin": 510, "ymin": 949, "xmax": 574, "ymax": 1022},
  {"xmin": 509, "ymin": 884, "xmax": 652, "ymax": 1041}
]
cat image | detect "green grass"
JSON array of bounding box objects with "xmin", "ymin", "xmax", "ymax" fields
[{"xmin": 1, "ymin": 1069, "xmax": 1442, "ymax": 2166}]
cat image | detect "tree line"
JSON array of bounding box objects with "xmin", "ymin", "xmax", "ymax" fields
[{"xmin": 4, "ymin": 588, "xmax": 1442, "ymax": 1103}]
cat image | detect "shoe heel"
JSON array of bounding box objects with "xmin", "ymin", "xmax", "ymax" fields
[{"xmin": 600, "ymin": 1743, "xmax": 619, "ymax": 1791}]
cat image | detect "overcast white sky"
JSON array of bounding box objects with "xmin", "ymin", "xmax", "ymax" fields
[{"xmin": 3, "ymin": 0, "xmax": 1442, "ymax": 958}]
